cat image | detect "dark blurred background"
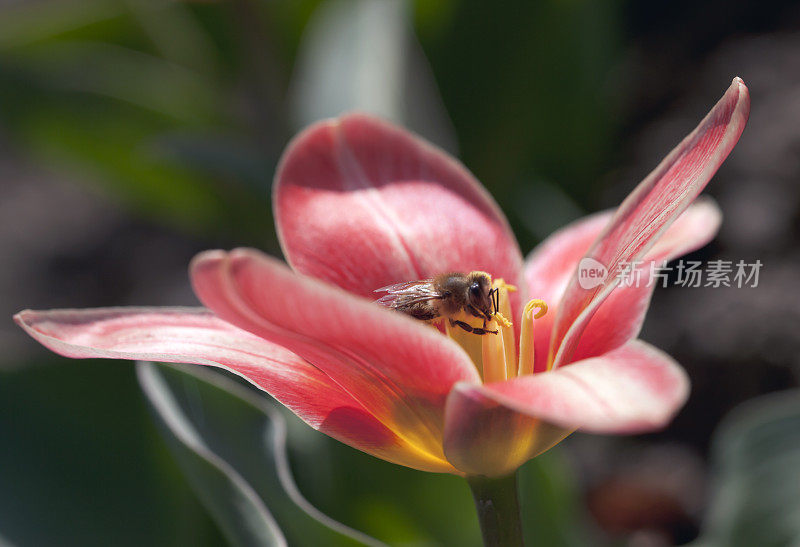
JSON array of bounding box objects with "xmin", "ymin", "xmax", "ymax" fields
[{"xmin": 2, "ymin": 0, "xmax": 799, "ymax": 545}]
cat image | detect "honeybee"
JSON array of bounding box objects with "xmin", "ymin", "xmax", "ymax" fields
[{"xmin": 375, "ymin": 271, "xmax": 503, "ymax": 335}]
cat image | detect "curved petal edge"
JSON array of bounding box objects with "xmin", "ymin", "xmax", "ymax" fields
[
  {"xmin": 551, "ymin": 78, "xmax": 749, "ymax": 367},
  {"xmin": 459, "ymin": 340, "xmax": 690, "ymax": 435},
  {"xmin": 14, "ymin": 306, "xmax": 456, "ymax": 473},
  {"xmin": 273, "ymin": 112, "xmax": 524, "ymax": 316}
]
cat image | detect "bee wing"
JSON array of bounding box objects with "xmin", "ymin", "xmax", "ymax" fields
[
  {"xmin": 376, "ymin": 293, "xmax": 443, "ymax": 307},
  {"xmin": 374, "ymin": 280, "xmax": 442, "ymax": 308},
  {"xmin": 374, "ymin": 279, "xmax": 434, "ymax": 294}
]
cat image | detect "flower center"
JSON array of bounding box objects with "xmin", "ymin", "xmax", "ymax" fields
[{"xmin": 442, "ymin": 278, "xmax": 548, "ymax": 383}]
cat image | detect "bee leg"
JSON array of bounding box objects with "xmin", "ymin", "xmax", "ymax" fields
[
  {"xmin": 479, "ymin": 315, "xmax": 497, "ymax": 335},
  {"xmin": 449, "ymin": 319, "xmax": 498, "ymax": 336}
]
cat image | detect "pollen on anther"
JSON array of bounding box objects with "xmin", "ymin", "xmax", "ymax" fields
[{"xmin": 524, "ymin": 299, "xmax": 548, "ymax": 320}]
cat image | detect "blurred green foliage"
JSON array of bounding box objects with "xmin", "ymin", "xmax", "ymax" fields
[
  {"xmin": 0, "ymin": 359, "xmax": 226, "ymax": 546},
  {"xmin": 0, "ymin": 0, "xmax": 623, "ymax": 252}
]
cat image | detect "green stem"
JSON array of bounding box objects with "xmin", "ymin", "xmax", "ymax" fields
[{"xmin": 467, "ymin": 473, "xmax": 524, "ymax": 547}]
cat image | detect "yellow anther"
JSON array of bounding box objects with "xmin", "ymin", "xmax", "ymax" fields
[
  {"xmin": 492, "ymin": 311, "xmax": 513, "ymax": 329},
  {"xmin": 524, "ymin": 299, "xmax": 548, "ymax": 319}
]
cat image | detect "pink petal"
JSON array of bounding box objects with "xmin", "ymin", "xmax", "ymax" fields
[
  {"xmin": 15, "ymin": 307, "xmax": 455, "ymax": 472},
  {"xmin": 550, "ymin": 78, "xmax": 749, "ymax": 367},
  {"xmin": 444, "ymin": 340, "xmax": 688, "ymax": 475},
  {"xmin": 524, "ymin": 210, "xmax": 613, "ymax": 372},
  {"xmin": 524, "ymin": 199, "xmax": 722, "ymax": 370},
  {"xmin": 571, "ymin": 198, "xmax": 722, "ymax": 362},
  {"xmin": 273, "ymin": 113, "xmax": 524, "ymax": 313},
  {"xmin": 190, "ymin": 248, "xmax": 481, "ymax": 464}
]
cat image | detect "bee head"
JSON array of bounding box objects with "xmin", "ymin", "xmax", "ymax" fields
[{"xmin": 466, "ymin": 272, "xmax": 494, "ymax": 315}]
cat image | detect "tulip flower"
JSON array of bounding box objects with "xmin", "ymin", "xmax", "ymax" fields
[{"xmin": 16, "ymin": 78, "xmax": 748, "ymax": 545}]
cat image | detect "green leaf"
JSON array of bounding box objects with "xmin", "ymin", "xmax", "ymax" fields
[
  {"xmin": 137, "ymin": 362, "xmax": 384, "ymax": 547},
  {"xmin": 696, "ymin": 390, "xmax": 800, "ymax": 547}
]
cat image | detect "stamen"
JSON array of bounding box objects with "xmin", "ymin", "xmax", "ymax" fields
[
  {"xmin": 492, "ymin": 279, "xmax": 517, "ymax": 379},
  {"xmin": 518, "ymin": 299, "xmax": 548, "ymax": 376},
  {"xmin": 482, "ymin": 323, "xmax": 507, "ymax": 383}
]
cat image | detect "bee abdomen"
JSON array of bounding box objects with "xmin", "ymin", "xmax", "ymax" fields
[{"xmin": 405, "ymin": 302, "xmax": 439, "ymax": 321}]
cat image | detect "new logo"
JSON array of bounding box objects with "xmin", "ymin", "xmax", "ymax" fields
[{"xmin": 577, "ymin": 257, "xmax": 607, "ymax": 289}]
